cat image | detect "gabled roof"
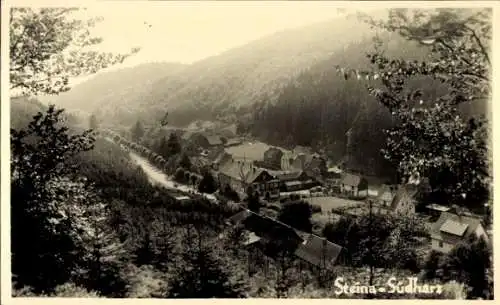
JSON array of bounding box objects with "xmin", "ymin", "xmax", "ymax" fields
[
  {"xmin": 209, "ymin": 149, "xmax": 230, "ymax": 163},
  {"xmin": 294, "ymin": 234, "xmax": 343, "ymax": 268},
  {"xmin": 426, "ymin": 204, "xmax": 451, "ymax": 212},
  {"xmin": 224, "ymin": 138, "xmax": 243, "ymax": 146},
  {"xmin": 440, "ymin": 219, "xmax": 469, "ymax": 236},
  {"xmin": 264, "ymin": 147, "xmax": 284, "ymax": 158},
  {"xmin": 293, "ymin": 145, "xmax": 312, "ymax": 155},
  {"xmin": 227, "ymin": 209, "xmax": 344, "ymax": 268},
  {"xmin": 276, "ymin": 171, "xmax": 307, "ymax": 181},
  {"xmin": 244, "ymin": 232, "xmax": 262, "ymax": 246},
  {"xmin": 341, "ymin": 173, "xmax": 363, "ymax": 187},
  {"xmin": 227, "ymin": 209, "xmax": 301, "ymax": 243},
  {"xmin": 389, "ymin": 185, "xmax": 418, "ymax": 211},
  {"xmin": 206, "ymin": 135, "xmax": 223, "ymax": 146},
  {"xmin": 181, "ymin": 130, "xmax": 197, "ymax": 140},
  {"xmin": 431, "ymin": 212, "xmax": 484, "ymax": 244},
  {"xmin": 377, "ymin": 185, "xmax": 395, "ymax": 202},
  {"xmin": 218, "ymin": 160, "xmax": 271, "ymax": 184}
]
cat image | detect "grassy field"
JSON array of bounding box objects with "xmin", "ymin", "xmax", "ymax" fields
[{"xmin": 306, "ymin": 196, "xmax": 364, "ymax": 213}]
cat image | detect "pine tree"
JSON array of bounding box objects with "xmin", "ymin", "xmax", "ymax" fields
[
  {"xmin": 167, "ymin": 229, "xmax": 247, "ymax": 298},
  {"xmin": 198, "ymin": 171, "xmax": 217, "ymax": 194},
  {"xmin": 131, "ymin": 121, "xmax": 145, "ymax": 142},
  {"xmin": 246, "ymin": 186, "xmax": 261, "ymax": 213},
  {"xmin": 179, "ymin": 153, "xmax": 192, "ymax": 171},
  {"xmin": 166, "ymin": 133, "xmax": 182, "ymax": 156},
  {"xmin": 89, "ymin": 114, "xmax": 98, "ymax": 130},
  {"xmin": 72, "ymin": 188, "xmax": 128, "ymax": 297}
]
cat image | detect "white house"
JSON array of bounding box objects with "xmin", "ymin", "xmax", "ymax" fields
[{"xmin": 430, "ymin": 212, "xmax": 489, "ymax": 254}]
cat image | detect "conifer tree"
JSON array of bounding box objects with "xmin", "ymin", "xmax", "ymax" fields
[{"xmin": 131, "ymin": 121, "xmax": 145, "ymax": 142}]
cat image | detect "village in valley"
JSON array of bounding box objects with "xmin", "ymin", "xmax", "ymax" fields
[
  {"xmin": 100, "ymin": 117, "xmax": 493, "ymax": 296},
  {"xmin": 7, "ymin": 5, "xmax": 493, "ymax": 300}
]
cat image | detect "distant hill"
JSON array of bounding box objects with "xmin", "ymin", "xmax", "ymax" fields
[
  {"xmin": 11, "ymin": 96, "xmax": 90, "ymax": 133},
  {"xmin": 39, "ymin": 62, "xmax": 187, "ymax": 126},
  {"xmin": 26, "ymin": 12, "xmax": 488, "ymax": 179},
  {"xmin": 43, "ymin": 14, "xmax": 390, "ymax": 127},
  {"xmin": 10, "ymin": 96, "xmax": 47, "ymax": 130}
]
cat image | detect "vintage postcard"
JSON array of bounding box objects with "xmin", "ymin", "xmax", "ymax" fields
[{"xmin": 1, "ymin": 0, "xmax": 497, "ymax": 303}]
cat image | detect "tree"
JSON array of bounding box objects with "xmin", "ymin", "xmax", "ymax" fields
[
  {"xmin": 11, "ymin": 106, "xmax": 96, "ymax": 292},
  {"xmin": 322, "ymin": 216, "xmax": 360, "ymax": 264},
  {"xmin": 190, "ymin": 174, "xmax": 198, "ymax": 188},
  {"xmin": 156, "ymin": 136, "xmax": 168, "ymax": 158},
  {"xmin": 74, "ymin": 193, "xmax": 128, "ymax": 297},
  {"xmin": 130, "ymin": 121, "xmax": 145, "ymax": 142},
  {"xmin": 89, "ymin": 114, "xmax": 98, "ymax": 130},
  {"xmin": 246, "ymin": 186, "xmax": 261, "ymax": 213},
  {"xmin": 167, "ymin": 228, "xmax": 247, "ymax": 298},
  {"xmin": 10, "ymin": 8, "xmax": 139, "ymax": 96},
  {"xmin": 443, "ymin": 235, "xmax": 491, "ymax": 299},
  {"xmin": 338, "ymin": 8, "xmax": 492, "ymax": 210},
  {"xmin": 323, "ymin": 208, "xmax": 427, "ymax": 271},
  {"xmin": 179, "ymin": 153, "xmax": 192, "ymax": 171},
  {"xmin": 277, "ymin": 200, "xmax": 313, "ymax": 233},
  {"xmin": 423, "ymin": 250, "xmax": 444, "ymax": 280},
  {"xmin": 166, "ymin": 133, "xmax": 182, "ymax": 156},
  {"xmin": 174, "ymin": 168, "xmax": 186, "ymax": 183},
  {"xmin": 198, "ymin": 171, "xmax": 217, "ymax": 194},
  {"xmin": 10, "ymin": 8, "xmax": 139, "ymax": 294}
]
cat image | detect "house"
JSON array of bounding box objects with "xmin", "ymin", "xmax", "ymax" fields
[
  {"xmin": 293, "ymin": 145, "xmax": 313, "ymax": 156},
  {"xmin": 276, "ymin": 171, "xmax": 320, "ymax": 192},
  {"xmin": 224, "ymin": 138, "xmax": 243, "ymax": 148},
  {"xmin": 431, "ymin": 212, "xmax": 489, "ymax": 254},
  {"xmin": 210, "ymin": 150, "xmax": 233, "ymax": 171},
  {"xmin": 376, "ymin": 185, "xmax": 417, "ymax": 215},
  {"xmin": 294, "ymin": 233, "xmax": 345, "ymax": 271},
  {"xmin": 217, "ymin": 124, "xmax": 237, "ymax": 138},
  {"xmin": 227, "ymin": 209, "xmax": 344, "ymax": 272},
  {"xmin": 426, "ymin": 203, "xmax": 452, "ymax": 218},
  {"xmin": 218, "ymin": 159, "xmax": 280, "ymax": 200},
  {"xmin": 263, "ymin": 147, "xmax": 284, "ymax": 170},
  {"xmin": 281, "ymin": 151, "xmax": 295, "ymax": 171},
  {"xmin": 183, "ymin": 132, "xmax": 224, "ymax": 149},
  {"xmin": 281, "ymin": 150, "xmax": 327, "ymax": 176},
  {"xmin": 365, "ymin": 176, "xmax": 387, "ymax": 198},
  {"xmin": 340, "ymin": 173, "xmax": 368, "ymax": 198},
  {"xmin": 304, "ymin": 154, "xmax": 328, "ymax": 177},
  {"xmin": 324, "ymin": 167, "xmax": 342, "ymax": 191}
]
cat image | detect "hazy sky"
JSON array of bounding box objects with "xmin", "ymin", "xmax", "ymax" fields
[{"xmin": 78, "ymin": 2, "xmax": 348, "ymax": 66}]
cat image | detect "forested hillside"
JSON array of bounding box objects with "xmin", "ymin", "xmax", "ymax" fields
[
  {"xmin": 13, "ymin": 9, "xmax": 489, "ymax": 180},
  {"xmin": 37, "ymin": 13, "xmax": 446, "ymax": 178},
  {"xmin": 43, "ymin": 14, "xmax": 388, "ymax": 127},
  {"xmin": 244, "ymin": 32, "xmax": 436, "ymax": 177},
  {"xmin": 38, "ymin": 62, "xmax": 186, "ymax": 125}
]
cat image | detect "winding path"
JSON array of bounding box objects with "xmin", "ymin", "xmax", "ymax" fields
[{"xmin": 98, "ymin": 129, "xmax": 217, "ymax": 203}]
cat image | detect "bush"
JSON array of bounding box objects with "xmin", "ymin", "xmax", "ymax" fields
[
  {"xmin": 222, "ymin": 184, "xmax": 240, "ymax": 202},
  {"xmin": 174, "ymin": 168, "xmax": 186, "ymax": 183},
  {"xmin": 278, "ymin": 200, "xmax": 313, "ymax": 232},
  {"xmin": 310, "ymin": 204, "xmax": 322, "ymax": 214}
]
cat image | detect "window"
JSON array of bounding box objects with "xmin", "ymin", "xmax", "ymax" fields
[{"xmin": 438, "ymin": 241, "xmax": 443, "ymax": 248}]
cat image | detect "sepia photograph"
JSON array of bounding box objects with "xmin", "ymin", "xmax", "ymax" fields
[{"xmin": 1, "ymin": 1, "xmax": 495, "ymax": 301}]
